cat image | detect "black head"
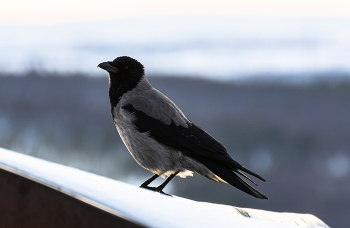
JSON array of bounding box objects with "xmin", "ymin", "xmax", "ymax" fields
[
  {"xmin": 98, "ymin": 56, "xmax": 145, "ymax": 85},
  {"xmin": 98, "ymin": 56, "xmax": 145, "ymax": 106}
]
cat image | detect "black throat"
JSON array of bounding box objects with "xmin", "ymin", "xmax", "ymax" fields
[
  {"xmin": 108, "ymin": 73, "xmax": 142, "ymax": 109},
  {"xmin": 105, "ymin": 56, "xmax": 145, "ymax": 113}
]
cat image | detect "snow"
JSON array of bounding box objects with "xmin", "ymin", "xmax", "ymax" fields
[{"xmin": 0, "ymin": 147, "xmax": 329, "ymax": 228}]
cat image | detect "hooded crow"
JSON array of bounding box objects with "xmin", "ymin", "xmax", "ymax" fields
[{"xmin": 98, "ymin": 56, "xmax": 267, "ymax": 199}]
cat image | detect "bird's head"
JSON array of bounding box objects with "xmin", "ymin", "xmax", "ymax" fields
[{"xmin": 97, "ymin": 56, "xmax": 145, "ymax": 86}]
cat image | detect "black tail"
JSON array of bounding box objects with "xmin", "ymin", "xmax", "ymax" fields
[{"xmin": 193, "ymin": 156, "xmax": 268, "ymax": 199}]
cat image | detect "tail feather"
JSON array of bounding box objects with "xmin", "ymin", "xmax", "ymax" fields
[
  {"xmin": 210, "ymin": 153, "xmax": 266, "ymax": 182},
  {"xmin": 235, "ymin": 169, "xmax": 258, "ymax": 186},
  {"xmin": 209, "ymin": 163, "xmax": 267, "ymax": 199},
  {"xmin": 235, "ymin": 165, "xmax": 266, "ymax": 182},
  {"xmin": 191, "ymin": 155, "xmax": 268, "ymax": 199}
]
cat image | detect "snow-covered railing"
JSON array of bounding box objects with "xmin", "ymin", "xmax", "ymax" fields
[{"xmin": 0, "ymin": 148, "xmax": 329, "ymax": 228}]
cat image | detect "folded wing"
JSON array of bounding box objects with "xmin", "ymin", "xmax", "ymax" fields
[{"xmin": 122, "ymin": 103, "xmax": 267, "ymax": 199}]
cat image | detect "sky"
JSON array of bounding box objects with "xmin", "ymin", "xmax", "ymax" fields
[
  {"xmin": 1, "ymin": 0, "xmax": 350, "ymax": 80},
  {"xmin": 1, "ymin": 0, "xmax": 350, "ymax": 25}
]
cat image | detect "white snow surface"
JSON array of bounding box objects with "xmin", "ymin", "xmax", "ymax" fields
[{"xmin": 0, "ymin": 147, "xmax": 329, "ymax": 228}]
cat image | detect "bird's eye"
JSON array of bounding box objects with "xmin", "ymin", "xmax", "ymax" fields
[{"xmin": 123, "ymin": 66, "xmax": 129, "ymax": 70}]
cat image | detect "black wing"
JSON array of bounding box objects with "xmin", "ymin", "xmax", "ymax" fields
[{"xmin": 122, "ymin": 104, "xmax": 267, "ymax": 199}]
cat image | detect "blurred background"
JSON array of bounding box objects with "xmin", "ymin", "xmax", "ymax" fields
[{"xmin": 1, "ymin": 0, "xmax": 350, "ymax": 227}]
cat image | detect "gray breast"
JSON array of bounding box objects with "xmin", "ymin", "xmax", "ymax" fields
[{"xmin": 112, "ymin": 80, "xmax": 223, "ymax": 181}]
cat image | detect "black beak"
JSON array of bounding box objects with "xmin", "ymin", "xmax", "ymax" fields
[{"xmin": 97, "ymin": 62, "xmax": 119, "ymax": 73}]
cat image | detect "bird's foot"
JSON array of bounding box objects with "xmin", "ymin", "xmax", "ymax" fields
[{"xmin": 140, "ymin": 186, "xmax": 172, "ymax": 197}]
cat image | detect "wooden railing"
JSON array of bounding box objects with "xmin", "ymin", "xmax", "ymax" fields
[{"xmin": 0, "ymin": 148, "xmax": 329, "ymax": 228}]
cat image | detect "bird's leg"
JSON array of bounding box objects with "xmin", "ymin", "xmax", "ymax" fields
[
  {"xmin": 140, "ymin": 174, "xmax": 165, "ymax": 194},
  {"xmin": 140, "ymin": 172, "xmax": 179, "ymax": 196},
  {"xmin": 155, "ymin": 172, "xmax": 179, "ymax": 193},
  {"xmin": 140, "ymin": 173, "xmax": 159, "ymax": 188}
]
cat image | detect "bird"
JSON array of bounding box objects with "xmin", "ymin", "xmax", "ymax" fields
[{"xmin": 97, "ymin": 56, "xmax": 267, "ymax": 199}]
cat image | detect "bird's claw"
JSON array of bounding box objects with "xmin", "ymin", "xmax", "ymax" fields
[{"xmin": 140, "ymin": 186, "xmax": 172, "ymax": 196}]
